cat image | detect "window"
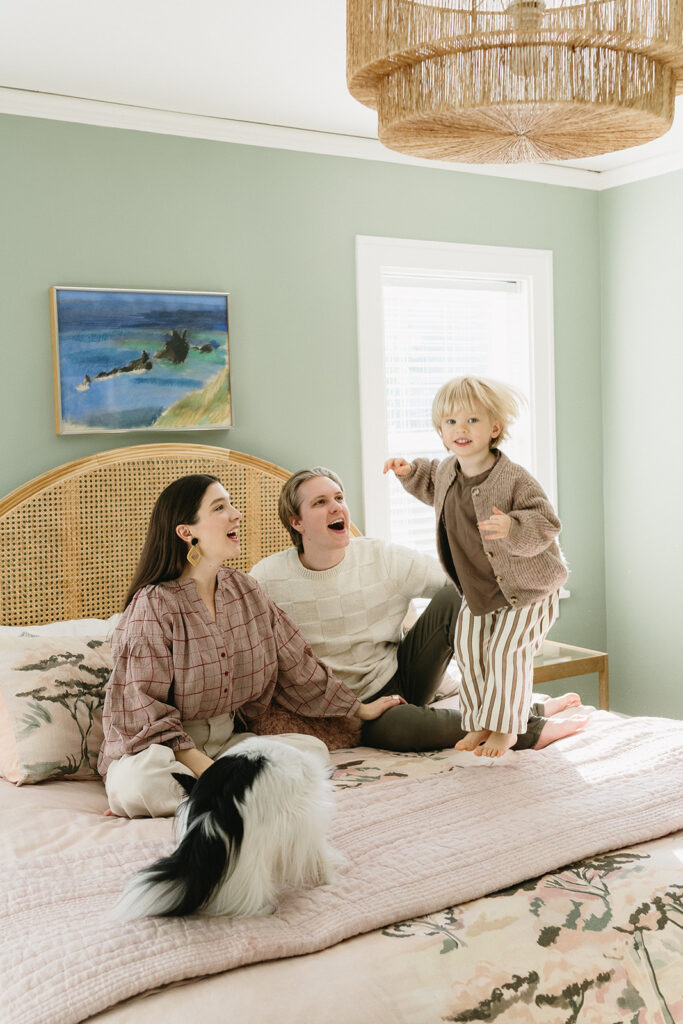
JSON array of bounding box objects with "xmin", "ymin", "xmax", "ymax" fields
[{"xmin": 356, "ymin": 236, "xmax": 556, "ymax": 556}]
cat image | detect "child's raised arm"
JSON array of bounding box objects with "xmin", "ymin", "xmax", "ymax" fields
[
  {"xmin": 385, "ymin": 456, "xmax": 441, "ymax": 508},
  {"xmin": 383, "ymin": 457, "xmax": 412, "ymax": 478}
]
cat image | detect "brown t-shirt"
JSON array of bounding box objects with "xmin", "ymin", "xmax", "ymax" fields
[{"xmin": 441, "ymin": 458, "xmax": 509, "ymax": 616}]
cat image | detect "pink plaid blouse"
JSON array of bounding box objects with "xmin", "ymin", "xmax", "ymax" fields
[{"xmin": 97, "ymin": 568, "xmax": 361, "ymax": 777}]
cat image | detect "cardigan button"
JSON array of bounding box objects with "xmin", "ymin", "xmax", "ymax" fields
[
  {"xmin": 472, "ymin": 488, "xmax": 480, "ymax": 496},
  {"xmin": 510, "ymin": 597, "xmax": 518, "ymax": 605},
  {"xmin": 495, "ymin": 575, "xmax": 502, "ymax": 582},
  {"xmin": 486, "ymin": 551, "xmax": 493, "ymax": 558}
]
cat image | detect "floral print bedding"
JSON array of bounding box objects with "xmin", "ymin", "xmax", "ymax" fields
[{"xmin": 329, "ymin": 746, "xmax": 683, "ymax": 1024}]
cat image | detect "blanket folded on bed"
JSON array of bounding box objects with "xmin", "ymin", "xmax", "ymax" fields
[{"xmin": 4, "ymin": 713, "xmax": 683, "ymax": 1024}]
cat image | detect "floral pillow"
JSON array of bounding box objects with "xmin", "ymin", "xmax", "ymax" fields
[
  {"xmin": 0, "ymin": 636, "xmax": 113, "ymax": 785},
  {"xmin": 0, "ymin": 613, "xmax": 121, "ymax": 638}
]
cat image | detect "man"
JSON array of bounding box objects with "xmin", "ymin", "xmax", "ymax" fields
[{"xmin": 250, "ymin": 467, "xmax": 586, "ymax": 752}]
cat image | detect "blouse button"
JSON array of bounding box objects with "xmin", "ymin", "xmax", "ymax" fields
[
  {"xmin": 223, "ymin": 688, "xmax": 228, "ymax": 694},
  {"xmin": 472, "ymin": 488, "xmax": 480, "ymax": 496},
  {"xmin": 220, "ymin": 652, "xmax": 226, "ymax": 658},
  {"xmin": 224, "ymin": 671, "xmax": 229, "ymax": 677}
]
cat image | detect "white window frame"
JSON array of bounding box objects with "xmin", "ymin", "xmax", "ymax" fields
[{"xmin": 355, "ymin": 235, "xmax": 557, "ymax": 539}]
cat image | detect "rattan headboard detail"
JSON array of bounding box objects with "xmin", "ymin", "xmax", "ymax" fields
[{"xmin": 0, "ymin": 443, "xmax": 359, "ymax": 627}]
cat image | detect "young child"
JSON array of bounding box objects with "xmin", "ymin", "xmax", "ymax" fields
[{"xmin": 384, "ymin": 376, "xmax": 571, "ymax": 758}]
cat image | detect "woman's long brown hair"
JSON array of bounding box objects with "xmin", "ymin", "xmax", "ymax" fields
[{"xmin": 123, "ymin": 474, "xmax": 220, "ymax": 609}]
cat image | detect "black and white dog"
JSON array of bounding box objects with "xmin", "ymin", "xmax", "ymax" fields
[{"xmin": 114, "ymin": 738, "xmax": 337, "ymax": 919}]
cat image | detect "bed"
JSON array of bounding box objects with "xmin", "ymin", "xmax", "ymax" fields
[{"xmin": 1, "ymin": 443, "xmax": 682, "ymax": 1024}]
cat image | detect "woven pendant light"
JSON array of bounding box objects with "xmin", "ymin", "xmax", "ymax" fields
[{"xmin": 347, "ymin": 0, "xmax": 683, "ymax": 163}]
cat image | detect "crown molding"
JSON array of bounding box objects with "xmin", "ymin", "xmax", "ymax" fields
[
  {"xmin": 592, "ymin": 148, "xmax": 683, "ymax": 190},
  {"xmin": 3, "ymin": 86, "xmax": 682, "ymax": 190},
  {"xmin": 0, "ymin": 86, "xmax": 603, "ymax": 190}
]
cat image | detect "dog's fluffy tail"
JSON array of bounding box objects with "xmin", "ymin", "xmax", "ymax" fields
[
  {"xmin": 113, "ymin": 753, "xmax": 268, "ymax": 920},
  {"xmin": 112, "ymin": 814, "xmax": 229, "ymax": 920}
]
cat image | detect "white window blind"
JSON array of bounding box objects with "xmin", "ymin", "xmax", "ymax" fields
[
  {"xmin": 356, "ymin": 237, "xmax": 556, "ymax": 555},
  {"xmin": 383, "ymin": 272, "xmax": 532, "ymax": 556}
]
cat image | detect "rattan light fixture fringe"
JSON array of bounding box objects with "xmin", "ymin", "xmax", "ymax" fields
[{"xmin": 346, "ymin": 0, "xmax": 683, "ymax": 163}]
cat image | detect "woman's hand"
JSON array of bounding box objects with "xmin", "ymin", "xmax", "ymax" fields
[
  {"xmin": 174, "ymin": 747, "xmax": 214, "ymax": 776},
  {"xmin": 383, "ymin": 457, "xmax": 412, "ymax": 478},
  {"xmin": 356, "ymin": 694, "xmax": 406, "ymax": 721}
]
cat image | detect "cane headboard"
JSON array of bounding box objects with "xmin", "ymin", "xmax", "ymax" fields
[{"xmin": 0, "ymin": 443, "xmax": 357, "ymax": 627}]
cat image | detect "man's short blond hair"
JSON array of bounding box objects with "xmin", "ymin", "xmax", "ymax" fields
[
  {"xmin": 278, "ymin": 467, "xmax": 345, "ymax": 553},
  {"xmin": 432, "ymin": 376, "xmax": 523, "ymax": 448}
]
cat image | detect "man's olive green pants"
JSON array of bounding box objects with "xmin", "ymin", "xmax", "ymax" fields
[{"xmin": 360, "ymin": 586, "xmax": 547, "ymax": 752}]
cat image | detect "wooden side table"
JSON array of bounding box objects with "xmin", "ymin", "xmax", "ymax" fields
[{"xmin": 533, "ymin": 640, "xmax": 609, "ymax": 710}]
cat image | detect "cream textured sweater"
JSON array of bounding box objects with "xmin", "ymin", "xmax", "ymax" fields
[{"xmin": 250, "ymin": 538, "xmax": 448, "ymax": 700}]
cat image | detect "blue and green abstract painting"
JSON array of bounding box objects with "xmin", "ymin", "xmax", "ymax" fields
[{"xmin": 52, "ymin": 288, "xmax": 231, "ymax": 432}]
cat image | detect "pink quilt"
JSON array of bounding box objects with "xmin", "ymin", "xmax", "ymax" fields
[{"xmin": 3, "ymin": 713, "xmax": 683, "ymax": 1024}]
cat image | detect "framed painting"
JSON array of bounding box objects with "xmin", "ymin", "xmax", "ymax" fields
[{"xmin": 50, "ymin": 287, "xmax": 232, "ymax": 434}]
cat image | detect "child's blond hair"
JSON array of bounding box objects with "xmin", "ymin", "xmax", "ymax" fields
[{"xmin": 432, "ymin": 377, "xmax": 523, "ymax": 449}]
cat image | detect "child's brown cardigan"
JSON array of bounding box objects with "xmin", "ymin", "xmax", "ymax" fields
[{"xmin": 401, "ymin": 451, "xmax": 568, "ymax": 609}]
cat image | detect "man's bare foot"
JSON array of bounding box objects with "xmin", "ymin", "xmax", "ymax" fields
[
  {"xmin": 534, "ymin": 714, "xmax": 589, "ymax": 750},
  {"xmin": 455, "ymin": 729, "xmax": 491, "ymax": 751},
  {"xmin": 543, "ymin": 692, "xmax": 582, "ymax": 717},
  {"xmin": 476, "ymin": 731, "xmax": 517, "ymax": 758}
]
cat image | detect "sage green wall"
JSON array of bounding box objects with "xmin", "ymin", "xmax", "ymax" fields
[
  {"xmin": 0, "ymin": 113, "xmax": 605, "ymax": 703},
  {"xmin": 599, "ymin": 173, "xmax": 683, "ymax": 718}
]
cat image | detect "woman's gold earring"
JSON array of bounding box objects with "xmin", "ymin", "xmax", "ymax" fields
[{"xmin": 187, "ymin": 538, "xmax": 202, "ymax": 567}]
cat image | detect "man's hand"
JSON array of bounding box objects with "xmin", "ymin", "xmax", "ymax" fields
[
  {"xmin": 478, "ymin": 506, "xmax": 512, "ymax": 540},
  {"xmin": 383, "ymin": 457, "xmax": 412, "ymax": 478}
]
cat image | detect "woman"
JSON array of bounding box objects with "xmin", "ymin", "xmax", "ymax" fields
[{"xmin": 98, "ymin": 474, "xmax": 401, "ymax": 817}]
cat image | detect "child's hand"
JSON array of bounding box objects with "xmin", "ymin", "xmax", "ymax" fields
[
  {"xmin": 478, "ymin": 506, "xmax": 512, "ymax": 539},
  {"xmin": 383, "ymin": 457, "xmax": 412, "ymax": 478}
]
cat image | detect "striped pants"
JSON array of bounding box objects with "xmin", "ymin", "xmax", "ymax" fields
[{"xmin": 454, "ymin": 591, "xmax": 559, "ymax": 734}]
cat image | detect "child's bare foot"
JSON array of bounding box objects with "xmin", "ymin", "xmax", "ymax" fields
[
  {"xmin": 543, "ymin": 692, "xmax": 582, "ymax": 717},
  {"xmin": 475, "ymin": 731, "xmax": 517, "ymax": 758},
  {"xmin": 534, "ymin": 714, "xmax": 589, "ymax": 750},
  {"xmin": 455, "ymin": 729, "xmax": 491, "ymax": 751}
]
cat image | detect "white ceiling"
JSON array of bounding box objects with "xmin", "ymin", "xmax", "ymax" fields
[{"xmin": 2, "ymin": 0, "xmax": 683, "ymax": 189}]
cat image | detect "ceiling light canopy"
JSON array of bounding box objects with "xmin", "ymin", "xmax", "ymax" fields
[{"xmin": 347, "ymin": 0, "xmax": 683, "ymax": 163}]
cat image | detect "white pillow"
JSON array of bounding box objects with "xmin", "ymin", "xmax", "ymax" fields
[{"xmin": 0, "ymin": 613, "xmax": 122, "ymax": 639}]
